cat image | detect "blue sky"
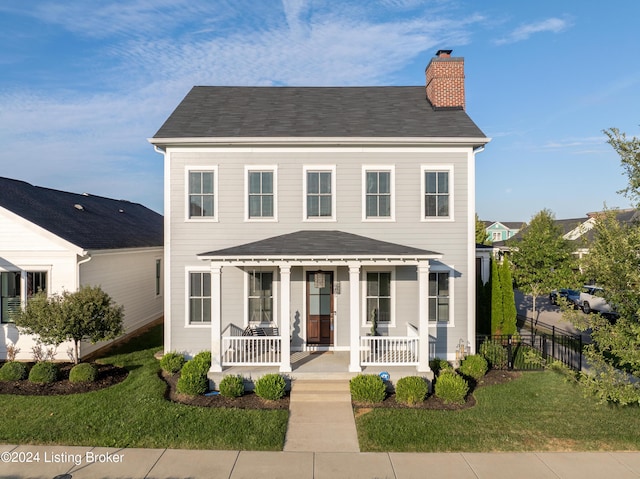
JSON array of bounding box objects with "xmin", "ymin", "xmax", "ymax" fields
[{"xmin": 1, "ymin": 0, "xmax": 639, "ymax": 222}]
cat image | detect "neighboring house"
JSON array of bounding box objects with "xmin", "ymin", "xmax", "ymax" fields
[
  {"xmin": 562, "ymin": 209, "xmax": 639, "ymax": 259},
  {"xmin": 0, "ymin": 177, "xmax": 164, "ymax": 361},
  {"xmin": 484, "ymin": 221, "xmax": 522, "ymax": 243},
  {"xmin": 150, "ymin": 49, "xmax": 489, "ymax": 383}
]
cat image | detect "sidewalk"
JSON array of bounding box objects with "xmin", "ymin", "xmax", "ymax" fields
[
  {"xmin": 3, "ymin": 378, "xmax": 640, "ymax": 478},
  {"xmin": 2, "ymin": 444, "xmax": 640, "ymax": 478}
]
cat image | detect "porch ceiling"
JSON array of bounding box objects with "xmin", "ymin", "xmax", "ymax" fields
[{"xmin": 197, "ymin": 230, "xmax": 441, "ymax": 263}]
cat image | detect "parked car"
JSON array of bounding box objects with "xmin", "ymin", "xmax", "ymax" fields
[
  {"xmin": 549, "ymin": 288, "xmax": 580, "ymax": 307},
  {"xmin": 579, "ymin": 285, "xmax": 618, "ymax": 319}
]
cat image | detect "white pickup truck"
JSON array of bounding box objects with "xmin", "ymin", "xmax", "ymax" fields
[{"xmin": 579, "ymin": 285, "xmax": 615, "ymax": 315}]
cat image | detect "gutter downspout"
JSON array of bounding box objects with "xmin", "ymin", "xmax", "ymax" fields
[{"xmin": 77, "ymin": 252, "xmax": 92, "ymax": 289}]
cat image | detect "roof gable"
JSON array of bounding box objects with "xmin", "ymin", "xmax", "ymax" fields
[
  {"xmin": 0, "ymin": 177, "xmax": 163, "ymax": 250},
  {"xmin": 153, "ymin": 86, "xmax": 486, "ymax": 141}
]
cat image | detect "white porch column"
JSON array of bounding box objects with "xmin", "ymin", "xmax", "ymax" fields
[
  {"xmin": 279, "ymin": 265, "xmax": 292, "ymax": 373},
  {"xmin": 210, "ymin": 263, "xmax": 223, "ymax": 373},
  {"xmin": 417, "ymin": 261, "xmax": 431, "ymax": 372},
  {"xmin": 348, "ymin": 263, "xmax": 361, "ymax": 372}
]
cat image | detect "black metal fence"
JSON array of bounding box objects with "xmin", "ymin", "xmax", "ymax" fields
[{"xmin": 477, "ymin": 327, "xmax": 583, "ymax": 372}]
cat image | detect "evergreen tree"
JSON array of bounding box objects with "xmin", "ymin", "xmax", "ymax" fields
[
  {"xmin": 500, "ymin": 257, "xmax": 517, "ymax": 335},
  {"xmin": 490, "ymin": 258, "xmax": 504, "ymax": 334}
]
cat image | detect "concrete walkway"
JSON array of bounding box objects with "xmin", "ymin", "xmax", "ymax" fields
[
  {"xmin": 2, "ymin": 445, "xmax": 640, "ymax": 478},
  {"xmin": 284, "ymin": 379, "xmax": 359, "ymax": 452}
]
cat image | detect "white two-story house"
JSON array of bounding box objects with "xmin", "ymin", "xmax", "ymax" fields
[
  {"xmin": 0, "ymin": 177, "xmax": 164, "ymax": 361},
  {"xmin": 150, "ymin": 50, "xmax": 489, "ymax": 384}
]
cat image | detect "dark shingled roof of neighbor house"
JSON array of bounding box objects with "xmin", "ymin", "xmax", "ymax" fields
[
  {"xmin": 0, "ymin": 177, "xmax": 163, "ymax": 250},
  {"xmin": 153, "ymin": 86, "xmax": 487, "ymax": 141},
  {"xmin": 198, "ymin": 230, "xmax": 439, "ymax": 259}
]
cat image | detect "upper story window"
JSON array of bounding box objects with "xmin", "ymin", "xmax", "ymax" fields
[
  {"xmin": 188, "ymin": 169, "xmax": 216, "ymax": 219},
  {"xmin": 363, "ymin": 167, "xmax": 394, "ymax": 221},
  {"xmin": 246, "ymin": 167, "xmax": 277, "ymax": 220},
  {"xmin": 304, "ymin": 166, "xmax": 336, "ymax": 221},
  {"xmin": 421, "ymin": 166, "xmax": 453, "ymax": 221}
]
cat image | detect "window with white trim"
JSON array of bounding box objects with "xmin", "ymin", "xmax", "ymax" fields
[
  {"xmin": 304, "ymin": 166, "xmax": 336, "ymax": 220},
  {"xmin": 423, "ymin": 169, "xmax": 450, "ymax": 218},
  {"xmin": 248, "ymin": 170, "xmax": 275, "ymax": 219},
  {"xmin": 248, "ymin": 271, "xmax": 273, "ymax": 323},
  {"xmin": 1, "ymin": 271, "xmax": 47, "ymax": 324},
  {"xmin": 188, "ymin": 170, "xmax": 215, "ymax": 218},
  {"xmin": 366, "ymin": 272, "xmax": 391, "ymax": 323},
  {"xmin": 155, "ymin": 259, "xmax": 162, "ymax": 296},
  {"xmin": 189, "ymin": 272, "xmax": 211, "ymax": 323},
  {"xmin": 365, "ymin": 170, "xmax": 391, "ymax": 218},
  {"xmin": 428, "ymin": 272, "xmax": 449, "ymax": 323}
]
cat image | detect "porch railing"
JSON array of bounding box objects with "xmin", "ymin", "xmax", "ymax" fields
[
  {"xmin": 360, "ymin": 336, "xmax": 419, "ymax": 366},
  {"xmin": 222, "ymin": 336, "xmax": 282, "ymax": 366}
]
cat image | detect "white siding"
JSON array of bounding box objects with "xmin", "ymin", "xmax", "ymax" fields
[
  {"xmin": 79, "ymin": 248, "xmax": 164, "ymax": 356},
  {"xmin": 0, "ymin": 210, "xmax": 79, "ymax": 360}
]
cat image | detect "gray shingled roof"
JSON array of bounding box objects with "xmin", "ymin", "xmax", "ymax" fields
[
  {"xmin": 198, "ymin": 230, "xmax": 439, "ymax": 259},
  {"xmin": 153, "ymin": 86, "xmax": 486, "ymax": 140},
  {"xmin": 0, "ymin": 177, "xmax": 163, "ymax": 250}
]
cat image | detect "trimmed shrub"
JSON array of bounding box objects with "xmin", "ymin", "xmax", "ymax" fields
[
  {"xmin": 429, "ymin": 357, "xmax": 453, "ymax": 375},
  {"xmin": 395, "ymin": 376, "xmax": 428, "ymax": 406},
  {"xmin": 176, "ymin": 359, "xmax": 208, "ymax": 396},
  {"xmin": 349, "ymin": 374, "xmax": 386, "ymax": 403},
  {"xmin": 28, "ymin": 361, "xmax": 58, "ymax": 384},
  {"xmin": 0, "ymin": 361, "xmax": 28, "ymax": 381},
  {"xmin": 479, "ymin": 341, "xmax": 508, "ymax": 369},
  {"xmin": 254, "ymin": 374, "xmax": 286, "ymax": 401},
  {"xmin": 160, "ymin": 352, "xmax": 185, "ymax": 374},
  {"xmin": 192, "ymin": 351, "xmax": 212, "ymax": 374},
  {"xmin": 219, "ymin": 374, "xmax": 245, "ymax": 398},
  {"xmin": 434, "ymin": 370, "xmax": 469, "ymax": 405},
  {"xmin": 69, "ymin": 363, "xmax": 97, "ymax": 383},
  {"xmin": 459, "ymin": 354, "xmax": 489, "ymax": 381}
]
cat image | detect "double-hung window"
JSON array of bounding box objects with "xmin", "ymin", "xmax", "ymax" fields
[
  {"xmin": 363, "ymin": 168, "xmax": 393, "ymax": 220},
  {"xmin": 1, "ymin": 271, "xmax": 47, "ymax": 323},
  {"xmin": 247, "ymin": 168, "xmax": 276, "ymax": 220},
  {"xmin": 428, "ymin": 272, "xmax": 450, "ymax": 323},
  {"xmin": 422, "ymin": 166, "xmax": 452, "ymax": 219},
  {"xmin": 189, "ymin": 272, "xmax": 211, "ymax": 324},
  {"xmin": 1, "ymin": 272, "xmax": 21, "ymax": 324},
  {"xmin": 188, "ymin": 170, "xmax": 216, "ymax": 219},
  {"xmin": 248, "ymin": 271, "xmax": 273, "ymax": 323},
  {"xmin": 304, "ymin": 166, "xmax": 335, "ymax": 220},
  {"xmin": 366, "ymin": 272, "xmax": 392, "ymax": 324}
]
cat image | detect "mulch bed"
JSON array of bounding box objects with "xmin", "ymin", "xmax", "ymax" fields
[
  {"xmin": 161, "ymin": 371, "xmax": 290, "ymax": 410},
  {"xmin": 354, "ymin": 369, "xmax": 521, "ymax": 410},
  {"xmin": 1, "ymin": 362, "xmax": 519, "ymax": 411},
  {"xmin": 0, "ymin": 363, "xmax": 129, "ymax": 396}
]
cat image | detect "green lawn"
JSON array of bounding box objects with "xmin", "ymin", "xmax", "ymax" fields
[
  {"xmin": 0, "ymin": 325, "xmax": 288, "ymax": 450},
  {"xmin": 356, "ymin": 371, "xmax": 640, "ymax": 452}
]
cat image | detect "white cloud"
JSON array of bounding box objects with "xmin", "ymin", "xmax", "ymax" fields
[
  {"xmin": 494, "ymin": 17, "xmax": 569, "ymax": 45},
  {"xmin": 0, "ymin": 1, "xmax": 486, "ymax": 213}
]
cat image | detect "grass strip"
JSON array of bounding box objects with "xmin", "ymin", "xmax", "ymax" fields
[
  {"xmin": 0, "ymin": 325, "xmax": 288, "ymax": 450},
  {"xmin": 356, "ymin": 371, "xmax": 640, "ymax": 452}
]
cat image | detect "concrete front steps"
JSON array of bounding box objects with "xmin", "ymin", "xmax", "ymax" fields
[{"xmin": 283, "ymin": 380, "xmax": 360, "ymax": 453}]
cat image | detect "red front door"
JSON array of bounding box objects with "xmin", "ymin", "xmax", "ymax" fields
[{"xmin": 306, "ymin": 271, "xmax": 334, "ymax": 345}]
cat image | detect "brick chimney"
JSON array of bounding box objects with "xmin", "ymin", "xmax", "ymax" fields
[{"xmin": 425, "ymin": 49, "xmax": 465, "ymax": 110}]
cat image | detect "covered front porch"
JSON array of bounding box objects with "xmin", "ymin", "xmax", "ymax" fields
[
  {"xmin": 208, "ymin": 349, "xmax": 435, "ymax": 389},
  {"xmin": 197, "ymin": 231, "xmax": 443, "ymax": 379}
]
